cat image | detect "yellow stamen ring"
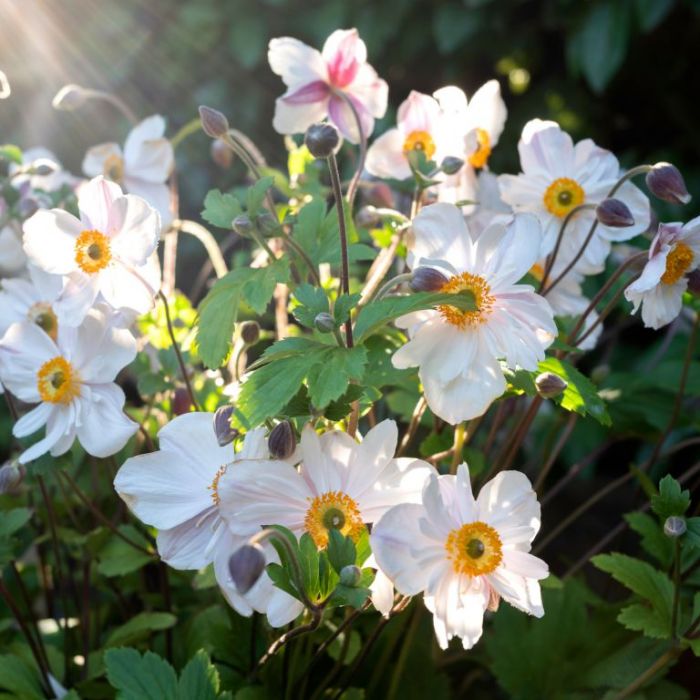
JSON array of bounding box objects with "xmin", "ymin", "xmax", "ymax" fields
[
  {"xmin": 28, "ymin": 303, "xmax": 58, "ymax": 341},
  {"xmin": 304, "ymin": 490, "xmax": 364, "ymax": 549},
  {"xmin": 543, "ymin": 178, "xmax": 585, "ymax": 217},
  {"xmin": 661, "ymin": 242, "xmax": 693, "ymax": 285},
  {"xmin": 37, "ymin": 356, "xmax": 80, "ymax": 404},
  {"xmin": 445, "ymin": 521, "xmax": 503, "ymax": 576},
  {"xmin": 468, "ymin": 128, "xmax": 492, "ymax": 169},
  {"xmin": 75, "ymin": 229, "xmax": 112, "ymax": 274},
  {"xmin": 403, "ymin": 130, "xmax": 437, "ymax": 161},
  {"xmin": 438, "ymin": 272, "xmax": 495, "ymax": 328}
]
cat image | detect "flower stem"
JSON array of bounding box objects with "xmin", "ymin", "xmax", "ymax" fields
[
  {"xmin": 671, "ymin": 538, "xmax": 682, "ymax": 639},
  {"xmin": 339, "ymin": 93, "xmax": 367, "ymax": 208},
  {"xmin": 374, "ymin": 272, "xmax": 414, "ymax": 301},
  {"xmin": 170, "ymin": 116, "xmax": 202, "ymax": 150}
]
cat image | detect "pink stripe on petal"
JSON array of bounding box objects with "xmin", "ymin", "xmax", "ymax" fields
[
  {"xmin": 326, "ymin": 33, "xmax": 360, "ymax": 88},
  {"xmin": 282, "ymin": 80, "xmax": 330, "ymax": 105},
  {"xmin": 328, "ymin": 94, "xmax": 372, "ymax": 144}
]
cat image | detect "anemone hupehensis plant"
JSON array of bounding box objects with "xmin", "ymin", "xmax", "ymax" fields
[{"xmin": 1, "ymin": 25, "xmax": 700, "ymax": 700}]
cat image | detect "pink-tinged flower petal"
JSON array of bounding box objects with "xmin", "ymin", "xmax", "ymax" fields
[
  {"xmin": 268, "ymin": 37, "xmax": 328, "ymax": 87},
  {"xmin": 328, "ymin": 93, "xmax": 373, "ymax": 144},
  {"xmin": 75, "ymin": 384, "xmax": 136, "ymax": 457},
  {"xmin": 124, "ymin": 115, "xmax": 174, "ymax": 184},
  {"xmin": 346, "ymin": 63, "xmax": 388, "ymax": 119},
  {"xmin": 488, "ymin": 566, "xmax": 544, "ymax": 617},
  {"xmin": 397, "ymin": 91, "xmax": 442, "ymax": 136},
  {"xmin": 365, "ymin": 128, "xmax": 412, "ymax": 180},
  {"xmin": 82, "ymin": 142, "xmax": 123, "ymax": 178},
  {"xmin": 107, "ymin": 194, "xmax": 161, "ymax": 266},
  {"xmin": 23, "ymin": 209, "xmax": 83, "ymax": 275},
  {"xmin": 282, "ymin": 80, "xmax": 331, "ymax": 105},
  {"xmin": 272, "ymin": 95, "xmax": 329, "ymax": 137},
  {"xmin": 322, "ymin": 29, "xmax": 366, "ymax": 88},
  {"xmin": 78, "ymin": 176, "xmax": 124, "ymax": 232}
]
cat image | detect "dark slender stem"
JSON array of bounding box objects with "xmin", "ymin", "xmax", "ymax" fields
[
  {"xmin": 340, "ymin": 93, "xmax": 367, "ymax": 209},
  {"xmin": 397, "ymin": 397, "xmax": 427, "ymax": 457},
  {"xmin": 499, "ymin": 396, "xmax": 543, "ymax": 472},
  {"xmin": 534, "ymin": 414, "xmax": 577, "ymax": 493},
  {"xmin": 614, "ymin": 648, "xmax": 680, "ymax": 699},
  {"xmin": 158, "ymin": 290, "xmax": 200, "ymax": 411},
  {"xmin": 671, "ymin": 539, "xmax": 682, "ymax": 639}
]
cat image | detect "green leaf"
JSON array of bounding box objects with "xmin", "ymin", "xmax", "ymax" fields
[
  {"xmin": 327, "ymin": 530, "xmax": 357, "ymax": 574},
  {"xmin": 0, "ymin": 655, "xmax": 44, "ymax": 699},
  {"xmin": 201, "ymin": 189, "xmax": 243, "ymax": 229},
  {"xmin": 334, "ymin": 294, "xmax": 362, "ymax": 325},
  {"xmin": 104, "ymin": 649, "xmax": 178, "ymax": 700},
  {"xmin": 306, "ymin": 346, "xmax": 367, "ymax": 408},
  {"xmin": 324, "ymin": 385, "xmax": 365, "ymax": 422},
  {"xmin": 330, "ymin": 584, "xmax": 371, "ymax": 609},
  {"xmin": 266, "ymin": 562, "xmax": 300, "ymax": 600},
  {"xmin": 538, "ymin": 357, "xmax": 611, "ymax": 425},
  {"xmin": 105, "ymin": 612, "xmax": 177, "ymax": 648},
  {"xmin": 96, "ymin": 525, "xmax": 153, "ymax": 577},
  {"xmin": 246, "ymin": 176, "xmax": 275, "ymax": 217},
  {"xmin": 0, "ymin": 508, "xmax": 32, "ymax": 538},
  {"xmin": 685, "ymin": 517, "xmax": 700, "ymax": 549},
  {"xmin": 634, "ymin": 0, "xmax": 674, "ymax": 31},
  {"xmin": 625, "ymin": 512, "xmax": 672, "ymax": 566},
  {"xmin": 292, "ymin": 284, "xmax": 330, "ymax": 328},
  {"xmin": 0, "ymin": 145, "xmax": 23, "ymax": 165},
  {"xmin": 592, "ymin": 553, "xmax": 673, "ymax": 638},
  {"xmin": 651, "ymin": 475, "xmax": 691, "ymax": 520},
  {"xmin": 299, "ymin": 533, "xmax": 320, "ymax": 599},
  {"xmin": 177, "ymin": 650, "xmax": 220, "ymax": 700},
  {"xmin": 353, "ymin": 291, "xmax": 476, "ymax": 342}
]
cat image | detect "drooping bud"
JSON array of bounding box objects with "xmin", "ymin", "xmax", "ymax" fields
[
  {"xmin": 232, "ymin": 214, "xmax": 253, "ymax": 237},
  {"xmin": 268, "ymin": 420, "xmax": 296, "ymax": 460},
  {"xmin": 535, "ymin": 372, "xmax": 567, "ymax": 399},
  {"xmin": 17, "ymin": 198, "xmax": 39, "ymax": 219},
  {"xmin": 213, "ymin": 405, "xmax": 238, "ymax": 447},
  {"xmin": 52, "ymin": 84, "xmax": 89, "ymax": 111},
  {"xmin": 210, "ymin": 139, "xmax": 233, "ymax": 168},
  {"xmin": 441, "ymin": 156, "xmax": 464, "ymax": 176},
  {"xmin": 356, "ymin": 206, "xmax": 381, "ymax": 229},
  {"xmin": 596, "ymin": 198, "xmax": 634, "ymax": 227},
  {"xmin": 410, "ymin": 267, "xmax": 449, "ymax": 293},
  {"xmin": 314, "ymin": 312, "xmax": 335, "ymax": 333},
  {"xmin": 646, "ymin": 163, "xmax": 691, "ymax": 205},
  {"xmin": 199, "ymin": 106, "xmax": 230, "ymax": 139},
  {"xmin": 228, "ymin": 544, "xmax": 267, "ymax": 594},
  {"xmin": 172, "ymin": 388, "xmax": 192, "ymax": 416},
  {"xmin": 0, "ymin": 462, "xmax": 23, "ymax": 494},
  {"xmin": 663, "ymin": 516, "xmax": 687, "ymax": 538},
  {"xmin": 240, "ymin": 320, "xmax": 260, "ymax": 345},
  {"xmin": 339, "ymin": 565, "xmax": 362, "ymax": 587},
  {"xmin": 256, "ymin": 212, "xmax": 279, "ymax": 235},
  {"xmin": 304, "ymin": 123, "xmax": 340, "ymax": 159}
]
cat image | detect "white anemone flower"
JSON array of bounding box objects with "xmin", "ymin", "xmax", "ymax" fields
[
  {"xmin": 0, "ymin": 224, "xmax": 26, "ymax": 277},
  {"xmin": 0, "ymin": 306, "xmax": 137, "ymax": 463},
  {"xmin": 269, "ymin": 28, "xmax": 388, "ymax": 143},
  {"xmin": 11, "ymin": 147, "xmax": 78, "ymax": 194},
  {"xmin": 218, "ymin": 420, "xmax": 434, "ymax": 550},
  {"xmin": 372, "ymin": 464, "xmax": 548, "ymax": 650},
  {"xmin": 394, "ymin": 203, "xmax": 556, "ymax": 424},
  {"xmin": 82, "ymin": 116, "xmax": 174, "ymax": 225},
  {"xmin": 23, "ymin": 175, "xmax": 161, "ymax": 326},
  {"xmin": 113, "ymin": 413, "xmax": 304, "ymax": 628},
  {"xmin": 625, "ymin": 219, "xmax": 700, "ymax": 329},
  {"xmin": 366, "ymin": 91, "xmax": 449, "ymax": 181},
  {"xmin": 498, "ymin": 119, "xmax": 650, "ymax": 274}
]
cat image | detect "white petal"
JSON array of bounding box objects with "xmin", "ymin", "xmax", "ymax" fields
[
  {"xmin": 124, "ymin": 115, "xmax": 174, "ymax": 183},
  {"xmin": 108, "ymin": 194, "xmax": 161, "ymax": 266},
  {"xmin": 409, "ymin": 202, "xmax": 473, "ymax": 271},
  {"xmin": 272, "ymin": 96, "xmax": 329, "ymax": 138},
  {"xmin": 98, "ymin": 261, "xmax": 158, "ymax": 316},
  {"xmin": 268, "ymin": 37, "xmax": 328, "ymax": 86},
  {"xmin": 82, "ymin": 143, "xmax": 123, "ymax": 178},
  {"xmin": 13, "ymin": 402, "xmax": 52, "ymax": 438},
  {"xmin": 75, "ymin": 385, "xmax": 136, "ymax": 457},
  {"xmin": 477, "ymin": 470, "xmax": 540, "ymax": 536},
  {"xmin": 344, "ymin": 419, "xmax": 397, "ymax": 500},
  {"xmin": 365, "ymin": 128, "xmax": 411, "ymax": 180},
  {"xmin": 18, "ymin": 406, "xmax": 70, "ymax": 463},
  {"xmin": 78, "ymin": 176, "xmax": 124, "ymax": 232},
  {"xmin": 123, "ymin": 178, "xmax": 172, "ymax": 228},
  {"xmin": 23, "ymin": 209, "xmax": 82, "ymax": 275},
  {"xmin": 157, "ymin": 511, "xmax": 220, "ymax": 570}
]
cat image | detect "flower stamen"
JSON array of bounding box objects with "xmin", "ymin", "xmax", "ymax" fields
[
  {"xmin": 27, "ymin": 303, "xmax": 58, "ymax": 341},
  {"xmin": 37, "ymin": 356, "xmax": 80, "ymax": 404},
  {"xmin": 543, "ymin": 178, "xmax": 585, "ymax": 217},
  {"xmin": 661, "ymin": 242, "xmax": 693, "ymax": 285},
  {"xmin": 438, "ymin": 272, "xmax": 495, "ymax": 328},
  {"xmin": 75, "ymin": 230, "xmax": 112, "ymax": 274},
  {"xmin": 208, "ymin": 465, "xmax": 228, "ymax": 505},
  {"xmin": 304, "ymin": 490, "xmax": 364, "ymax": 548},
  {"xmin": 403, "ymin": 130, "xmax": 436, "ymax": 160},
  {"xmin": 468, "ymin": 128, "xmax": 491, "ymax": 169},
  {"xmin": 445, "ymin": 521, "xmax": 502, "ymax": 576}
]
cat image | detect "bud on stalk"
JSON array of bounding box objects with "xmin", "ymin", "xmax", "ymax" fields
[
  {"xmin": 645, "ymin": 163, "xmax": 691, "ymax": 205},
  {"xmin": 663, "ymin": 516, "xmax": 686, "ymax": 538},
  {"xmin": 172, "ymin": 387, "xmax": 192, "ymax": 416},
  {"xmin": 240, "ymin": 321, "xmax": 260, "ymax": 346},
  {"xmin": 314, "ymin": 312, "xmax": 335, "ymax": 333},
  {"xmin": 52, "ymin": 84, "xmax": 89, "ymax": 111},
  {"xmin": 595, "ymin": 198, "xmax": 634, "ymax": 228},
  {"xmin": 213, "ymin": 405, "xmax": 238, "ymax": 447},
  {"xmin": 228, "ymin": 544, "xmax": 267, "ymax": 594},
  {"xmin": 268, "ymin": 420, "xmax": 296, "ymax": 460},
  {"xmin": 411, "ymin": 267, "xmax": 448, "ymax": 293},
  {"xmin": 535, "ymin": 372, "xmax": 567, "ymax": 399},
  {"xmin": 0, "ymin": 462, "xmax": 24, "ymax": 494},
  {"xmin": 304, "ymin": 123, "xmax": 340, "ymax": 159},
  {"xmin": 199, "ymin": 105, "xmax": 230, "ymax": 139},
  {"xmin": 440, "ymin": 156, "xmax": 464, "ymax": 176},
  {"xmin": 210, "ymin": 139, "xmax": 233, "ymax": 168}
]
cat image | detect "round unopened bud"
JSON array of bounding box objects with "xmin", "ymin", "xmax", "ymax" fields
[
  {"xmin": 199, "ymin": 105, "xmax": 230, "ymax": 139},
  {"xmin": 304, "ymin": 123, "xmax": 340, "ymax": 159},
  {"xmin": 240, "ymin": 321, "xmax": 260, "ymax": 345},
  {"xmin": 535, "ymin": 372, "xmax": 568, "ymax": 399},
  {"xmin": 410, "ymin": 267, "xmax": 449, "ymax": 293},
  {"xmin": 339, "ymin": 565, "xmax": 362, "ymax": 587},
  {"xmin": 356, "ymin": 205, "xmax": 381, "ymax": 229},
  {"xmin": 686, "ymin": 269, "xmax": 700, "ymax": 296},
  {"xmin": 596, "ymin": 198, "xmax": 635, "ymax": 228},
  {"xmin": 268, "ymin": 420, "xmax": 296, "ymax": 460},
  {"xmin": 229, "ymin": 544, "xmax": 266, "ymax": 594},
  {"xmin": 17, "ymin": 198, "xmax": 39, "ymax": 219},
  {"xmin": 256, "ymin": 212, "xmax": 279, "ymax": 235},
  {"xmin": 664, "ymin": 516, "xmax": 687, "ymax": 538},
  {"xmin": 213, "ymin": 405, "xmax": 238, "ymax": 447},
  {"xmin": 210, "ymin": 139, "xmax": 233, "ymax": 168},
  {"xmin": 172, "ymin": 387, "xmax": 192, "ymax": 416},
  {"xmin": 232, "ymin": 214, "xmax": 253, "ymax": 237},
  {"xmin": 314, "ymin": 312, "xmax": 335, "ymax": 333},
  {"xmin": 646, "ymin": 163, "xmax": 691, "ymax": 205},
  {"xmin": 52, "ymin": 84, "xmax": 89, "ymax": 111},
  {"xmin": 0, "ymin": 462, "xmax": 23, "ymax": 494},
  {"xmin": 590, "ymin": 364, "xmax": 610, "ymax": 384},
  {"xmin": 441, "ymin": 156, "xmax": 464, "ymax": 176},
  {"xmin": 31, "ymin": 160, "xmax": 57, "ymax": 177}
]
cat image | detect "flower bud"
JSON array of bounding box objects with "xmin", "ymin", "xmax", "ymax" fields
[
  {"xmin": 646, "ymin": 163, "xmax": 691, "ymax": 205},
  {"xmin": 0, "ymin": 462, "xmax": 23, "ymax": 494},
  {"xmin": 199, "ymin": 106, "xmax": 230, "ymax": 139},
  {"xmin": 535, "ymin": 372, "xmax": 567, "ymax": 399},
  {"xmin": 410, "ymin": 267, "xmax": 448, "ymax": 293},
  {"xmin": 356, "ymin": 205, "xmax": 381, "ymax": 229},
  {"xmin": 229, "ymin": 544, "xmax": 266, "ymax": 594},
  {"xmin": 17, "ymin": 198, "xmax": 39, "ymax": 220},
  {"xmin": 210, "ymin": 139, "xmax": 233, "ymax": 168},
  {"xmin": 663, "ymin": 516, "xmax": 686, "ymax": 538},
  {"xmin": 52, "ymin": 84, "xmax": 89, "ymax": 111},
  {"xmin": 596, "ymin": 198, "xmax": 634, "ymax": 228},
  {"xmin": 31, "ymin": 160, "xmax": 57, "ymax": 177},
  {"xmin": 232, "ymin": 214, "xmax": 253, "ymax": 237},
  {"xmin": 268, "ymin": 420, "xmax": 296, "ymax": 460},
  {"xmin": 213, "ymin": 405, "xmax": 238, "ymax": 447},
  {"xmin": 304, "ymin": 123, "xmax": 340, "ymax": 159},
  {"xmin": 314, "ymin": 312, "xmax": 335, "ymax": 333},
  {"xmin": 240, "ymin": 320, "xmax": 260, "ymax": 345},
  {"xmin": 441, "ymin": 156, "xmax": 464, "ymax": 176},
  {"xmin": 172, "ymin": 388, "xmax": 192, "ymax": 416},
  {"xmin": 256, "ymin": 212, "xmax": 279, "ymax": 236},
  {"xmin": 339, "ymin": 565, "xmax": 362, "ymax": 587}
]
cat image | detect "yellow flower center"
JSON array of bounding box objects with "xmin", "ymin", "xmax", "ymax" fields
[
  {"xmin": 103, "ymin": 153, "xmax": 125, "ymax": 183},
  {"xmin": 445, "ymin": 521, "xmax": 503, "ymax": 576},
  {"xmin": 403, "ymin": 130, "xmax": 436, "ymax": 160},
  {"xmin": 468, "ymin": 128, "xmax": 492, "ymax": 169},
  {"xmin": 438, "ymin": 272, "xmax": 495, "ymax": 328},
  {"xmin": 529, "ymin": 263, "xmax": 545, "ymax": 283},
  {"xmin": 208, "ymin": 465, "xmax": 228, "ymax": 505},
  {"xmin": 543, "ymin": 178, "xmax": 585, "ymax": 217},
  {"xmin": 75, "ymin": 230, "xmax": 112, "ymax": 274},
  {"xmin": 27, "ymin": 302, "xmax": 58, "ymax": 341},
  {"xmin": 661, "ymin": 242, "xmax": 693, "ymax": 285},
  {"xmin": 304, "ymin": 490, "xmax": 364, "ymax": 549},
  {"xmin": 37, "ymin": 356, "xmax": 80, "ymax": 404}
]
